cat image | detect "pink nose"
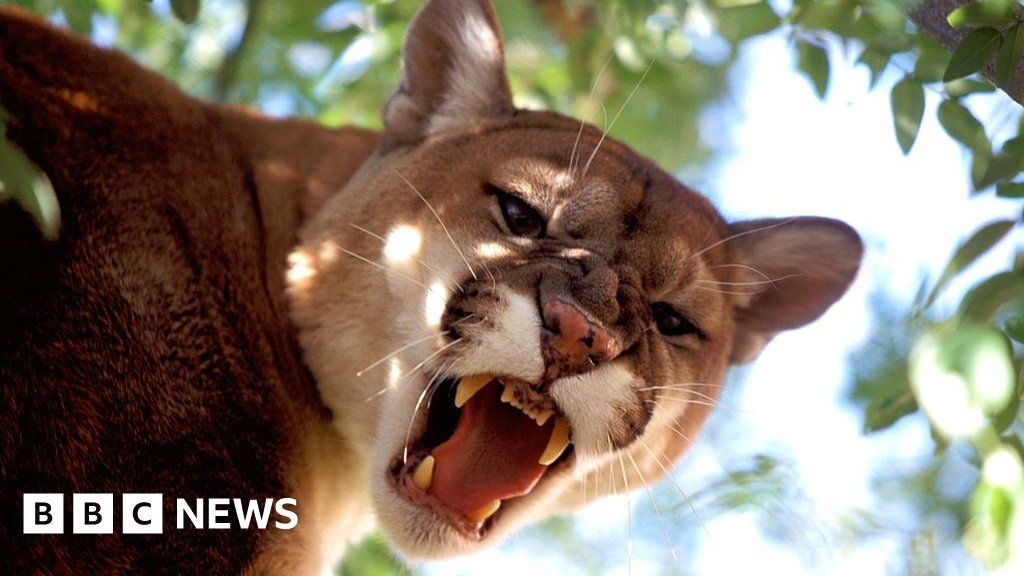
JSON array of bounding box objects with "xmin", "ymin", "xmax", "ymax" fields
[{"xmin": 541, "ymin": 300, "xmax": 619, "ymax": 367}]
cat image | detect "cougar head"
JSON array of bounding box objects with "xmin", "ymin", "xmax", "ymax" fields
[{"xmin": 287, "ymin": 0, "xmax": 862, "ymax": 560}]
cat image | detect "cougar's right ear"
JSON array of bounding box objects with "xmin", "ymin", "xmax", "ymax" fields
[{"xmin": 382, "ymin": 0, "xmax": 514, "ymax": 150}]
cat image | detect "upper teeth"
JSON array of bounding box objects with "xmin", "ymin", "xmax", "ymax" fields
[
  {"xmin": 464, "ymin": 376, "xmax": 555, "ymax": 426},
  {"xmin": 409, "ymin": 375, "xmax": 573, "ymax": 522},
  {"xmin": 454, "ymin": 374, "xmax": 492, "ymax": 407},
  {"xmin": 538, "ymin": 417, "xmax": 570, "ymax": 465}
]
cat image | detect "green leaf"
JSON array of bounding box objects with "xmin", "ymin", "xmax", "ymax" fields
[
  {"xmin": 96, "ymin": 0, "xmax": 122, "ymax": 14},
  {"xmin": 997, "ymin": 182, "xmax": 1024, "ymax": 197},
  {"xmin": 938, "ymin": 99, "xmax": 989, "ymax": 153},
  {"xmin": 996, "ymin": 23, "xmax": 1024, "ymax": 85},
  {"xmin": 947, "ymin": 0, "xmax": 1018, "ymax": 29},
  {"xmin": 972, "ymin": 147, "xmax": 994, "ymax": 190},
  {"xmin": 979, "ymin": 137, "xmax": 1024, "ymax": 188},
  {"xmin": 0, "ymin": 109, "xmax": 60, "ymax": 240},
  {"xmin": 865, "ymin": 386, "xmax": 918, "ymax": 433},
  {"xmin": 960, "ymin": 272, "xmax": 1024, "ymax": 323},
  {"xmin": 797, "ymin": 41, "xmax": 830, "ymax": 99},
  {"xmin": 944, "ymin": 78, "xmax": 997, "ymax": 97},
  {"xmin": 791, "ymin": 0, "xmax": 857, "ymax": 35},
  {"xmin": 170, "ymin": 0, "xmax": 200, "ymax": 23},
  {"xmin": 857, "ymin": 47, "xmax": 890, "ymax": 90},
  {"xmin": 944, "ymin": 27, "xmax": 1002, "ymax": 82},
  {"xmin": 717, "ymin": 2, "xmax": 783, "ymax": 41},
  {"xmin": 891, "ymin": 76, "xmax": 925, "ymax": 154},
  {"xmin": 1003, "ymin": 315, "xmax": 1024, "ymax": 342},
  {"xmin": 910, "ymin": 324, "xmax": 1014, "ymax": 439},
  {"xmin": 927, "ymin": 219, "xmax": 1016, "ymax": 307},
  {"xmin": 916, "ymin": 36, "xmax": 953, "ymax": 83},
  {"xmin": 992, "ymin": 380, "xmax": 1020, "ymax": 432},
  {"xmin": 63, "ymin": 0, "xmax": 97, "ymax": 34},
  {"xmin": 338, "ymin": 533, "xmax": 412, "ymax": 575}
]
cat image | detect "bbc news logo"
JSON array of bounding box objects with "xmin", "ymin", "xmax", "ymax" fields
[{"xmin": 23, "ymin": 494, "xmax": 298, "ymax": 534}]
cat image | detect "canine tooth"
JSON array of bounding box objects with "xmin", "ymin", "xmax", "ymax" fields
[
  {"xmin": 455, "ymin": 374, "xmax": 492, "ymax": 408},
  {"xmin": 539, "ymin": 418, "xmax": 571, "ymax": 465},
  {"xmin": 412, "ymin": 455, "xmax": 435, "ymax": 491},
  {"xmin": 535, "ymin": 409, "xmax": 554, "ymax": 426},
  {"xmin": 467, "ymin": 499, "xmax": 501, "ymax": 523},
  {"xmin": 500, "ymin": 385, "xmax": 515, "ymax": 404}
]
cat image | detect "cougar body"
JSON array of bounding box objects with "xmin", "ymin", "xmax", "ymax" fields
[{"xmin": 0, "ymin": 2, "xmax": 862, "ymax": 574}]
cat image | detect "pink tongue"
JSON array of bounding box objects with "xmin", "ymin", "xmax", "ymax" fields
[{"xmin": 430, "ymin": 382, "xmax": 553, "ymax": 520}]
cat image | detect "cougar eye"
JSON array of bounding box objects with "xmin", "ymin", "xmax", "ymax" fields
[
  {"xmin": 494, "ymin": 188, "xmax": 545, "ymax": 238},
  {"xmin": 651, "ymin": 302, "xmax": 702, "ymax": 338}
]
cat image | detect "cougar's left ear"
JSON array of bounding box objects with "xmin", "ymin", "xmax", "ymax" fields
[
  {"xmin": 382, "ymin": 0, "xmax": 514, "ymax": 149},
  {"xmin": 727, "ymin": 217, "xmax": 863, "ymax": 364}
]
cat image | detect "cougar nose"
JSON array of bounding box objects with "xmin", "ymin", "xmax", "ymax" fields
[{"xmin": 541, "ymin": 300, "xmax": 619, "ymax": 376}]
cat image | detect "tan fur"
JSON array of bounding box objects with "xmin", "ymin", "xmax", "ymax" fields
[
  {"xmin": 287, "ymin": 0, "xmax": 863, "ymax": 564},
  {"xmin": 0, "ymin": 1, "xmax": 862, "ymax": 574}
]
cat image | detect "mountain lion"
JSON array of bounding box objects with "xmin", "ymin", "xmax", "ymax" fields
[{"xmin": 0, "ymin": 0, "xmax": 862, "ymax": 574}]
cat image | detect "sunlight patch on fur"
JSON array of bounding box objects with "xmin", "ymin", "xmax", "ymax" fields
[
  {"xmin": 475, "ymin": 241, "xmax": 509, "ymax": 259},
  {"xmin": 318, "ymin": 240, "xmax": 338, "ymax": 264},
  {"xmin": 387, "ymin": 356, "xmax": 403, "ymax": 387},
  {"xmin": 286, "ymin": 249, "xmax": 317, "ymax": 287},
  {"xmin": 424, "ymin": 281, "xmax": 448, "ymax": 327},
  {"xmin": 559, "ymin": 247, "xmax": 592, "ymax": 260},
  {"xmin": 384, "ymin": 225, "xmax": 423, "ymax": 263}
]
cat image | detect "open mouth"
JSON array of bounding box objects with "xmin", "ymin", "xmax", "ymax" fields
[{"xmin": 390, "ymin": 374, "xmax": 575, "ymax": 537}]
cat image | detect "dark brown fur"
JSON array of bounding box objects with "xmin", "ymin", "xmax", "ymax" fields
[{"xmin": 0, "ymin": 9, "xmax": 376, "ymax": 575}]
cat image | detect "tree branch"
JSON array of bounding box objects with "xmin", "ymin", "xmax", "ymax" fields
[
  {"xmin": 530, "ymin": 0, "xmax": 594, "ymax": 44},
  {"xmin": 911, "ymin": 0, "xmax": 1024, "ymax": 102},
  {"xmin": 214, "ymin": 0, "xmax": 266, "ymax": 102}
]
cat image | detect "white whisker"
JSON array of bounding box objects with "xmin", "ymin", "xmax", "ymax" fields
[
  {"xmin": 348, "ymin": 222, "xmax": 455, "ymax": 290},
  {"xmin": 363, "ymin": 386, "xmax": 390, "ymax": 404},
  {"xmin": 581, "ymin": 60, "xmax": 655, "ymax": 179},
  {"xmin": 424, "ymin": 358, "xmax": 455, "ymax": 413},
  {"xmin": 639, "ymin": 385, "xmax": 721, "ymax": 404},
  {"xmin": 580, "ymin": 465, "xmax": 589, "ymax": 509},
  {"xmin": 366, "ymin": 337, "xmax": 457, "ymax": 403},
  {"xmin": 698, "ymin": 274, "xmax": 801, "ymax": 287},
  {"xmin": 401, "ymin": 339, "xmax": 463, "ymax": 464},
  {"xmin": 638, "ymin": 438, "xmax": 710, "ymax": 539},
  {"xmin": 697, "ymin": 285, "xmax": 767, "ymax": 297},
  {"xmin": 694, "ymin": 218, "xmax": 798, "ymax": 258},
  {"xmin": 403, "ymin": 386, "xmax": 432, "ymax": 465},
  {"xmin": 356, "ymin": 331, "xmax": 446, "ymax": 378},
  {"xmin": 394, "ymin": 170, "xmax": 478, "ymax": 282},
  {"xmin": 663, "ymin": 420, "xmax": 693, "ymax": 444},
  {"xmin": 338, "ymin": 246, "xmax": 443, "ymax": 298},
  {"xmin": 616, "ymin": 449, "xmax": 633, "ymax": 576},
  {"xmin": 647, "ymin": 397, "xmax": 746, "ymax": 414},
  {"xmin": 362, "ymin": 318, "xmax": 478, "ymax": 402},
  {"xmin": 626, "ymin": 450, "xmax": 680, "ymax": 563},
  {"xmin": 708, "ymin": 263, "xmax": 774, "ymax": 283},
  {"xmin": 570, "ymin": 54, "xmax": 614, "ymax": 177}
]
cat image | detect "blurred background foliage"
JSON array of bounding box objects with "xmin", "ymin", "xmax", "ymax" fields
[{"xmin": 2, "ymin": 0, "xmax": 1024, "ymax": 574}]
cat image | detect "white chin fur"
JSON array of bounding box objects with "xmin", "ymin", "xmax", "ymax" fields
[
  {"xmin": 370, "ymin": 287, "xmax": 546, "ymax": 556},
  {"xmin": 551, "ymin": 363, "xmax": 637, "ymax": 458},
  {"xmin": 445, "ymin": 289, "xmax": 544, "ymax": 381}
]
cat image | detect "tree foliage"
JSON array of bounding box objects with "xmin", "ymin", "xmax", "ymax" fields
[{"xmin": 2, "ymin": 0, "xmax": 1024, "ymax": 573}]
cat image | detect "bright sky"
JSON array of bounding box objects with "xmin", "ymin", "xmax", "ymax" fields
[{"xmin": 423, "ymin": 29, "xmax": 1022, "ymax": 576}]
